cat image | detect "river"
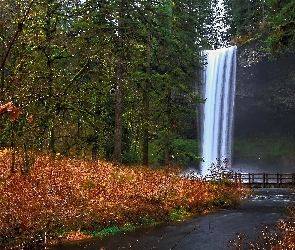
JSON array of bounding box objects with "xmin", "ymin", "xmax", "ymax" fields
[{"xmin": 49, "ymin": 188, "xmax": 295, "ymax": 250}]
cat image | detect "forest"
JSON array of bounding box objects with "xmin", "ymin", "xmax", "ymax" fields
[
  {"xmin": 1, "ymin": 0, "xmax": 295, "ymax": 249},
  {"xmin": 0, "ymin": 0, "xmax": 212, "ymax": 169},
  {"xmin": 1, "ymin": 0, "xmax": 294, "ymax": 169}
]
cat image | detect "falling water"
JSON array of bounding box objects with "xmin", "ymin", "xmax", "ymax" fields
[{"xmin": 200, "ymin": 46, "xmax": 237, "ymax": 175}]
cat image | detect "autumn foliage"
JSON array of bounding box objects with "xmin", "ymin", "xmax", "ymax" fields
[
  {"xmin": 0, "ymin": 102, "xmax": 21, "ymax": 121},
  {"xmin": 0, "ymin": 150, "xmax": 247, "ymax": 249}
]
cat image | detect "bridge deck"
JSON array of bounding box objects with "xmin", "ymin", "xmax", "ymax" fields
[{"xmin": 206, "ymin": 173, "xmax": 295, "ymax": 188}]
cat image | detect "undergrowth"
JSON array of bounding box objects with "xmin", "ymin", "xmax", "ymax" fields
[{"xmin": 0, "ymin": 150, "xmax": 248, "ymax": 249}]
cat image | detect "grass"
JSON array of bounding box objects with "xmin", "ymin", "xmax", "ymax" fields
[
  {"xmin": 0, "ymin": 150, "xmax": 248, "ymax": 249},
  {"xmin": 85, "ymin": 224, "xmax": 136, "ymax": 237}
]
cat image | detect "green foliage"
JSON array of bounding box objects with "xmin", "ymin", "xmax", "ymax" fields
[
  {"xmin": 226, "ymin": 0, "xmax": 295, "ymax": 54},
  {"xmin": 149, "ymin": 139, "xmax": 201, "ymax": 166},
  {"xmin": 139, "ymin": 216, "xmax": 158, "ymax": 226},
  {"xmin": 87, "ymin": 224, "xmax": 135, "ymax": 237},
  {"xmin": 169, "ymin": 207, "xmax": 188, "ymax": 221},
  {"xmin": 170, "ymin": 139, "xmax": 202, "ymax": 166},
  {"xmin": 270, "ymin": 137, "xmax": 293, "ymax": 157},
  {"xmin": 226, "ymin": 0, "xmax": 266, "ymax": 38},
  {"xmin": 233, "ymin": 136, "xmax": 295, "ymax": 164},
  {"xmin": 99, "ymin": 225, "xmax": 135, "ymax": 237},
  {"xmin": 264, "ymin": 0, "xmax": 295, "ymax": 55},
  {"xmin": 0, "ymin": 0, "xmax": 209, "ymax": 165}
]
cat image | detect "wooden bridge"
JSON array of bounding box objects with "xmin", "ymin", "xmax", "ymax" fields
[{"xmin": 207, "ymin": 173, "xmax": 295, "ymax": 188}]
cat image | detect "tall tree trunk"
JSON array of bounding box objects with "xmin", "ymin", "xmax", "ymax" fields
[
  {"xmin": 113, "ymin": 1, "xmax": 125, "ymax": 163},
  {"xmin": 164, "ymin": 89, "xmax": 171, "ymax": 166},
  {"xmin": 92, "ymin": 129, "xmax": 99, "ymax": 160},
  {"xmin": 142, "ymin": 2, "xmax": 151, "ymax": 166},
  {"xmin": 0, "ymin": 8, "xmax": 4, "ymax": 88}
]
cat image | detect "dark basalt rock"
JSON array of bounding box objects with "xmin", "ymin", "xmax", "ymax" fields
[{"xmin": 234, "ymin": 42, "xmax": 295, "ymax": 137}]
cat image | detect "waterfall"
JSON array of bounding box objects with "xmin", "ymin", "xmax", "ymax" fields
[{"xmin": 200, "ymin": 46, "xmax": 237, "ymax": 175}]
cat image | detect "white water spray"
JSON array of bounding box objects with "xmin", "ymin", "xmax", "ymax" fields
[{"xmin": 200, "ymin": 46, "xmax": 237, "ymax": 175}]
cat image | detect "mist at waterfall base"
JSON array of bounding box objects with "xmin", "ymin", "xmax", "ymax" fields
[{"xmin": 199, "ymin": 46, "xmax": 237, "ymax": 176}]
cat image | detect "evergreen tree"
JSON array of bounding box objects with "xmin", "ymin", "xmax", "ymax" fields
[
  {"xmin": 226, "ymin": 0, "xmax": 295, "ymax": 54},
  {"xmin": 264, "ymin": 0, "xmax": 295, "ymax": 54},
  {"xmin": 226, "ymin": 0, "xmax": 266, "ymax": 40},
  {"xmin": 0, "ymin": 0, "xmax": 219, "ymax": 167}
]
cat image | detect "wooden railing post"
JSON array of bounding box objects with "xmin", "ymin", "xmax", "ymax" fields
[
  {"xmin": 280, "ymin": 174, "xmax": 282, "ymax": 185},
  {"xmin": 263, "ymin": 173, "xmax": 266, "ymax": 188}
]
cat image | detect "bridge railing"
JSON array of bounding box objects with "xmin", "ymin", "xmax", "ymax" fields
[{"xmin": 205, "ymin": 172, "xmax": 295, "ymax": 188}]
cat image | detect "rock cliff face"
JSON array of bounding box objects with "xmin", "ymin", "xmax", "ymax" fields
[
  {"xmin": 234, "ymin": 42, "xmax": 295, "ymax": 137},
  {"xmin": 233, "ymin": 42, "xmax": 295, "ymax": 171}
]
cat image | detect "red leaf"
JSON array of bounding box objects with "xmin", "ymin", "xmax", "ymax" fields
[
  {"xmin": 10, "ymin": 106, "xmax": 21, "ymax": 121},
  {"xmin": 0, "ymin": 102, "xmax": 13, "ymax": 114}
]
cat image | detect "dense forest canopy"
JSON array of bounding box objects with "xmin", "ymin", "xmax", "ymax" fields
[
  {"xmin": 0, "ymin": 0, "xmax": 294, "ymax": 170},
  {"xmin": 227, "ymin": 0, "xmax": 295, "ymax": 54}
]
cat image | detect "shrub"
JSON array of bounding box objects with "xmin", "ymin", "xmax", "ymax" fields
[{"xmin": 0, "ymin": 151, "xmax": 248, "ymax": 249}]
